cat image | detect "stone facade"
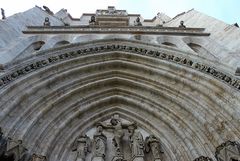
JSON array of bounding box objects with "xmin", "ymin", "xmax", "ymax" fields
[{"xmin": 0, "ymin": 6, "xmax": 240, "ymax": 161}]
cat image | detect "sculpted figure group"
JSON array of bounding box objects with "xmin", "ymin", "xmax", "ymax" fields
[{"xmin": 72, "ymin": 115, "xmax": 163, "ymax": 161}]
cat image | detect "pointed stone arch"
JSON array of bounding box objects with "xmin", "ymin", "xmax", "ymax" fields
[{"xmin": 0, "ymin": 39, "xmax": 240, "ymax": 161}]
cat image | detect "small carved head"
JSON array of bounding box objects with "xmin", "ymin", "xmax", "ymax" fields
[
  {"xmin": 128, "ymin": 125, "xmax": 136, "ymax": 135},
  {"xmin": 91, "ymin": 16, "xmax": 95, "ymax": 21},
  {"xmin": 110, "ymin": 118, "xmax": 118, "ymax": 126},
  {"xmin": 136, "ymin": 16, "xmax": 141, "ymax": 22},
  {"xmin": 45, "ymin": 17, "xmax": 49, "ymax": 22},
  {"xmin": 180, "ymin": 20, "xmax": 184, "ymax": 25},
  {"xmin": 96, "ymin": 124, "xmax": 103, "ymax": 133}
]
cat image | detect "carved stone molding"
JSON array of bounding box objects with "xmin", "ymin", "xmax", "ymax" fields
[
  {"xmin": 193, "ymin": 156, "xmax": 213, "ymax": 161},
  {"xmin": 1, "ymin": 42, "xmax": 239, "ymax": 92},
  {"xmin": 215, "ymin": 140, "xmax": 240, "ymax": 161},
  {"xmin": 31, "ymin": 153, "xmax": 47, "ymax": 161},
  {"xmin": 23, "ymin": 26, "xmax": 210, "ymax": 36}
]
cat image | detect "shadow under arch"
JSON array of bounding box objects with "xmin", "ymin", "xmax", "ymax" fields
[
  {"xmin": 53, "ymin": 40, "xmax": 70, "ymax": 47},
  {"xmin": 0, "ymin": 153, "xmax": 15, "ymax": 161}
]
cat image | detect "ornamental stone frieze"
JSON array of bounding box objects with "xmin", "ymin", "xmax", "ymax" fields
[
  {"xmin": 193, "ymin": 156, "xmax": 213, "ymax": 161},
  {"xmin": 0, "ymin": 40, "xmax": 239, "ymax": 92}
]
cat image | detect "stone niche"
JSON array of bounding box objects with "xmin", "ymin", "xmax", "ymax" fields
[{"xmin": 69, "ymin": 115, "xmax": 165, "ymax": 161}]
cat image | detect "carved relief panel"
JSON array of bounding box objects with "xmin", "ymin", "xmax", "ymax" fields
[{"xmin": 70, "ymin": 115, "xmax": 165, "ymax": 161}]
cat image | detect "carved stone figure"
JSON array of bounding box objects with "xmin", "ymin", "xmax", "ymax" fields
[
  {"xmin": 31, "ymin": 153, "xmax": 47, "ymax": 161},
  {"xmin": 1, "ymin": 8, "xmax": 6, "ymax": 19},
  {"xmin": 134, "ymin": 17, "xmax": 142, "ymax": 26},
  {"xmin": 99, "ymin": 115, "xmax": 135, "ymax": 158},
  {"xmin": 5, "ymin": 139, "xmax": 32, "ymax": 161},
  {"xmin": 89, "ymin": 16, "xmax": 96, "ymax": 25},
  {"xmin": 193, "ymin": 156, "xmax": 213, "ymax": 161},
  {"xmin": 72, "ymin": 134, "xmax": 91, "ymax": 161},
  {"xmin": 43, "ymin": 17, "xmax": 51, "ymax": 26},
  {"xmin": 215, "ymin": 140, "xmax": 240, "ymax": 161},
  {"xmin": 43, "ymin": 5, "xmax": 54, "ymax": 15},
  {"xmin": 128, "ymin": 125, "xmax": 144, "ymax": 158},
  {"xmin": 93, "ymin": 124, "xmax": 107, "ymax": 158},
  {"xmin": 99, "ymin": 115, "xmax": 123, "ymax": 156},
  {"xmin": 179, "ymin": 20, "xmax": 186, "ymax": 28},
  {"xmin": 111, "ymin": 117, "xmax": 125, "ymax": 155},
  {"xmin": 145, "ymin": 135, "xmax": 163, "ymax": 160}
]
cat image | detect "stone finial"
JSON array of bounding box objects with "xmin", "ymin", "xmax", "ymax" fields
[
  {"xmin": 134, "ymin": 16, "xmax": 142, "ymax": 26},
  {"xmin": 43, "ymin": 17, "xmax": 51, "ymax": 26},
  {"xmin": 89, "ymin": 15, "xmax": 96, "ymax": 25},
  {"xmin": 107, "ymin": 6, "xmax": 116, "ymax": 14},
  {"xmin": 235, "ymin": 67, "xmax": 240, "ymax": 76},
  {"xmin": 179, "ymin": 20, "xmax": 186, "ymax": 28},
  {"xmin": 233, "ymin": 23, "xmax": 239, "ymax": 28},
  {"xmin": 43, "ymin": 5, "xmax": 54, "ymax": 15},
  {"xmin": 1, "ymin": 8, "xmax": 6, "ymax": 19}
]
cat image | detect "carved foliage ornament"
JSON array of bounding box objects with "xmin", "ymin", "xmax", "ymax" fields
[
  {"xmin": 193, "ymin": 156, "xmax": 213, "ymax": 161},
  {"xmin": 0, "ymin": 44, "xmax": 240, "ymax": 92},
  {"xmin": 215, "ymin": 140, "xmax": 240, "ymax": 161}
]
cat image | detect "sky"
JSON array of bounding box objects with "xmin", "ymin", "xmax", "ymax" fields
[{"xmin": 1, "ymin": 0, "xmax": 239, "ymax": 24}]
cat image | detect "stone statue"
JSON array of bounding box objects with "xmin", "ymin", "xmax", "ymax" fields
[
  {"xmin": 72, "ymin": 134, "xmax": 91, "ymax": 161},
  {"xmin": 31, "ymin": 153, "xmax": 47, "ymax": 161},
  {"xmin": 179, "ymin": 20, "xmax": 186, "ymax": 28},
  {"xmin": 0, "ymin": 127, "xmax": 7, "ymax": 157},
  {"xmin": 43, "ymin": 17, "xmax": 51, "ymax": 26},
  {"xmin": 93, "ymin": 124, "xmax": 107, "ymax": 158},
  {"xmin": 145, "ymin": 135, "xmax": 163, "ymax": 160},
  {"xmin": 43, "ymin": 6, "xmax": 54, "ymax": 15},
  {"xmin": 1, "ymin": 8, "xmax": 6, "ymax": 19},
  {"xmin": 89, "ymin": 16, "xmax": 96, "ymax": 25},
  {"xmin": 128, "ymin": 125, "xmax": 144, "ymax": 158},
  {"xmin": 134, "ymin": 17, "xmax": 142, "ymax": 26},
  {"xmin": 99, "ymin": 115, "xmax": 135, "ymax": 157},
  {"xmin": 5, "ymin": 139, "xmax": 32, "ymax": 161}
]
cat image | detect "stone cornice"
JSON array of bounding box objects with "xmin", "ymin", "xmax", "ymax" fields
[
  {"xmin": 22, "ymin": 26, "xmax": 210, "ymax": 36},
  {"xmin": 0, "ymin": 41, "xmax": 239, "ymax": 92}
]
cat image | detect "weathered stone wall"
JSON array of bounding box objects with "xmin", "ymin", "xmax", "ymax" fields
[
  {"xmin": 0, "ymin": 40, "xmax": 239, "ymax": 161},
  {"xmin": 0, "ymin": 6, "xmax": 240, "ymax": 161}
]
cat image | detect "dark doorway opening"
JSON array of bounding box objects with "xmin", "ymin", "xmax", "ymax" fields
[
  {"xmin": 232, "ymin": 159, "xmax": 239, "ymax": 161},
  {"xmin": 0, "ymin": 153, "xmax": 15, "ymax": 161}
]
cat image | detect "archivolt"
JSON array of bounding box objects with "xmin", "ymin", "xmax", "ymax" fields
[{"xmin": 0, "ymin": 39, "xmax": 239, "ymax": 161}]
